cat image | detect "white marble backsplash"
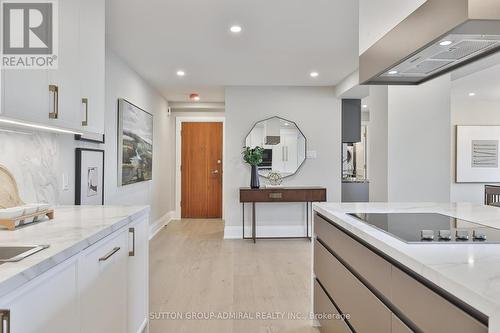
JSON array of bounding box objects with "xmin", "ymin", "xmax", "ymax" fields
[{"xmin": 0, "ymin": 130, "xmax": 63, "ymax": 205}]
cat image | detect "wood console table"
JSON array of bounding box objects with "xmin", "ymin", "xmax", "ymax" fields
[{"xmin": 240, "ymin": 187, "xmax": 327, "ymax": 243}]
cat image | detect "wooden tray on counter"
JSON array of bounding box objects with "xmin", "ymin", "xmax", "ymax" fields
[
  {"xmin": 0, "ymin": 209, "xmax": 54, "ymax": 231},
  {"xmin": 0, "ymin": 164, "xmax": 54, "ymax": 230}
]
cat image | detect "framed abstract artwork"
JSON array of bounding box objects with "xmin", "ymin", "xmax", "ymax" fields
[
  {"xmin": 117, "ymin": 99, "xmax": 153, "ymax": 186},
  {"xmin": 456, "ymin": 125, "xmax": 500, "ymax": 183},
  {"xmin": 75, "ymin": 148, "xmax": 105, "ymax": 205}
]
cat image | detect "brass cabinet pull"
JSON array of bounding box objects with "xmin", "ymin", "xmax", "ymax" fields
[
  {"xmin": 0, "ymin": 310, "xmax": 10, "ymax": 333},
  {"xmin": 98, "ymin": 247, "xmax": 120, "ymax": 262},
  {"xmin": 49, "ymin": 85, "xmax": 59, "ymax": 119},
  {"xmin": 129, "ymin": 228, "xmax": 135, "ymax": 257},
  {"xmin": 269, "ymin": 192, "xmax": 283, "ymax": 199},
  {"xmin": 82, "ymin": 98, "xmax": 88, "ymax": 126}
]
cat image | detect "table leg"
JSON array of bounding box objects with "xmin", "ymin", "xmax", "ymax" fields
[
  {"xmin": 306, "ymin": 202, "xmax": 309, "ymax": 238},
  {"xmin": 242, "ymin": 203, "xmax": 245, "ymax": 239},
  {"xmin": 252, "ymin": 202, "xmax": 256, "ymax": 243}
]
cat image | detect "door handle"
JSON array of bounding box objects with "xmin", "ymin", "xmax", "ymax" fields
[
  {"xmin": 82, "ymin": 98, "xmax": 89, "ymax": 126},
  {"xmin": 211, "ymin": 170, "xmax": 219, "ymax": 174},
  {"xmin": 129, "ymin": 227, "xmax": 135, "ymax": 257},
  {"xmin": 0, "ymin": 310, "xmax": 10, "ymax": 333},
  {"xmin": 98, "ymin": 247, "xmax": 120, "ymax": 262},
  {"xmin": 49, "ymin": 85, "xmax": 59, "ymax": 119}
]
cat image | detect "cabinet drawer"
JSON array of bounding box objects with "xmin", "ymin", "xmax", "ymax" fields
[
  {"xmin": 240, "ymin": 189, "xmax": 326, "ymax": 202},
  {"xmin": 314, "ymin": 240, "xmax": 392, "ymax": 333},
  {"xmin": 392, "ymin": 266, "xmax": 487, "ymax": 333},
  {"xmin": 80, "ymin": 230, "xmax": 128, "ymax": 333},
  {"xmin": 314, "ymin": 279, "xmax": 352, "ymax": 333},
  {"xmin": 315, "ymin": 214, "xmax": 392, "ymax": 296}
]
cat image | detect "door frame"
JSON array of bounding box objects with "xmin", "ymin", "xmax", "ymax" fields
[{"xmin": 175, "ymin": 116, "xmax": 226, "ymax": 219}]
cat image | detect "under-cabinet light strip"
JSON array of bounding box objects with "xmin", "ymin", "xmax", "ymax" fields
[{"xmin": 0, "ymin": 118, "xmax": 83, "ymax": 135}]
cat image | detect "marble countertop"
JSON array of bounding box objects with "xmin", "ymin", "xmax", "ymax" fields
[
  {"xmin": 0, "ymin": 205, "xmax": 149, "ymax": 298},
  {"xmin": 313, "ymin": 202, "xmax": 500, "ymax": 332}
]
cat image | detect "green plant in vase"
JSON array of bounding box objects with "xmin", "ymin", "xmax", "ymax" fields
[{"xmin": 242, "ymin": 146, "xmax": 264, "ymax": 189}]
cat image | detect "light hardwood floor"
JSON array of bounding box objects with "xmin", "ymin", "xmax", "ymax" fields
[{"xmin": 149, "ymin": 219, "xmax": 319, "ymax": 333}]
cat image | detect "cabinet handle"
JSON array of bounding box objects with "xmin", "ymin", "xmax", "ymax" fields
[
  {"xmin": 49, "ymin": 85, "xmax": 59, "ymax": 119},
  {"xmin": 0, "ymin": 310, "xmax": 10, "ymax": 333},
  {"xmin": 82, "ymin": 98, "xmax": 88, "ymax": 126},
  {"xmin": 98, "ymin": 247, "xmax": 120, "ymax": 262},
  {"xmin": 129, "ymin": 227, "xmax": 135, "ymax": 257},
  {"xmin": 269, "ymin": 192, "xmax": 283, "ymax": 199}
]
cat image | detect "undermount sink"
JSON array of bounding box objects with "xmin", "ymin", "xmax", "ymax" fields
[{"xmin": 0, "ymin": 245, "xmax": 49, "ymax": 264}]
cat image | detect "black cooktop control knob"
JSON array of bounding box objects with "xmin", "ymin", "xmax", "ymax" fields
[
  {"xmin": 438, "ymin": 230, "xmax": 452, "ymax": 241},
  {"xmin": 421, "ymin": 230, "xmax": 435, "ymax": 241},
  {"xmin": 473, "ymin": 230, "xmax": 487, "ymax": 241},
  {"xmin": 456, "ymin": 230, "xmax": 470, "ymax": 241}
]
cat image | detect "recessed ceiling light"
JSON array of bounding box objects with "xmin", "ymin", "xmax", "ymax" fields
[
  {"xmin": 388, "ymin": 70, "xmax": 398, "ymax": 75},
  {"xmin": 176, "ymin": 70, "xmax": 185, "ymax": 77},
  {"xmin": 468, "ymin": 92, "xmax": 476, "ymax": 97},
  {"xmin": 439, "ymin": 40, "xmax": 453, "ymax": 46},
  {"xmin": 310, "ymin": 72, "xmax": 319, "ymax": 78},
  {"xmin": 189, "ymin": 93, "xmax": 200, "ymax": 101},
  {"xmin": 362, "ymin": 104, "xmax": 368, "ymax": 108},
  {"xmin": 230, "ymin": 25, "xmax": 242, "ymax": 33},
  {"xmin": 284, "ymin": 122, "xmax": 290, "ymax": 126}
]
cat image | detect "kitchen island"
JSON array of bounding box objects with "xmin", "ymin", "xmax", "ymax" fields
[
  {"xmin": 0, "ymin": 205, "xmax": 150, "ymax": 333},
  {"xmin": 313, "ymin": 202, "xmax": 500, "ymax": 333}
]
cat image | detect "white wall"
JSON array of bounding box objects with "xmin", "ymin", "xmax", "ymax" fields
[
  {"xmin": 387, "ymin": 75, "xmax": 451, "ymax": 202},
  {"xmin": 105, "ymin": 49, "xmax": 174, "ymax": 222},
  {"xmin": 359, "ymin": 0, "xmax": 426, "ymax": 54},
  {"xmin": 451, "ymin": 98, "xmax": 500, "ymax": 203},
  {"xmin": 224, "ymin": 86, "xmax": 341, "ymax": 238},
  {"xmin": 0, "ymin": 49, "xmax": 175, "ymax": 225},
  {"xmin": 367, "ymin": 86, "xmax": 388, "ymax": 202}
]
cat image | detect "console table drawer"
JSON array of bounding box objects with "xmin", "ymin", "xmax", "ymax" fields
[
  {"xmin": 392, "ymin": 266, "xmax": 487, "ymax": 333},
  {"xmin": 240, "ymin": 189, "xmax": 326, "ymax": 202},
  {"xmin": 314, "ymin": 240, "xmax": 392, "ymax": 333},
  {"xmin": 315, "ymin": 214, "xmax": 392, "ymax": 296},
  {"xmin": 314, "ymin": 279, "xmax": 352, "ymax": 333}
]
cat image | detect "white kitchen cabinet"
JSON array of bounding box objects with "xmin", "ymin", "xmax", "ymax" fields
[
  {"xmin": 1, "ymin": 0, "xmax": 105, "ymax": 135},
  {"xmin": 79, "ymin": 0, "xmax": 105, "ymax": 134},
  {"xmin": 0, "ymin": 258, "xmax": 79, "ymax": 333},
  {"xmin": 79, "ymin": 229, "xmax": 129, "ymax": 333},
  {"xmin": 128, "ymin": 216, "xmax": 149, "ymax": 333},
  {"xmin": 271, "ymin": 130, "xmax": 299, "ymax": 175},
  {"xmin": 47, "ymin": 0, "xmax": 80, "ymax": 130},
  {"xmin": 1, "ymin": 69, "xmax": 50, "ymax": 124}
]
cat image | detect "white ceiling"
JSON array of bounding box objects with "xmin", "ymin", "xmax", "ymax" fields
[
  {"xmin": 106, "ymin": 0, "xmax": 359, "ymax": 102},
  {"xmin": 452, "ymin": 54, "xmax": 500, "ymax": 102}
]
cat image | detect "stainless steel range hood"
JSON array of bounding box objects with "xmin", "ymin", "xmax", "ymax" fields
[{"xmin": 360, "ymin": 0, "xmax": 500, "ymax": 85}]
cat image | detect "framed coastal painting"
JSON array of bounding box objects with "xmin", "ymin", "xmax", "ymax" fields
[
  {"xmin": 456, "ymin": 125, "xmax": 500, "ymax": 183},
  {"xmin": 75, "ymin": 148, "xmax": 104, "ymax": 205},
  {"xmin": 117, "ymin": 99, "xmax": 153, "ymax": 186}
]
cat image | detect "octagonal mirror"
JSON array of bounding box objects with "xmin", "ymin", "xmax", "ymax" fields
[{"xmin": 245, "ymin": 116, "xmax": 306, "ymax": 178}]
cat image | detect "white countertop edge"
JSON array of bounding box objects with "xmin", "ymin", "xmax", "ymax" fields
[
  {"xmin": 0, "ymin": 206, "xmax": 150, "ymax": 298},
  {"xmin": 312, "ymin": 203, "xmax": 500, "ymax": 321}
]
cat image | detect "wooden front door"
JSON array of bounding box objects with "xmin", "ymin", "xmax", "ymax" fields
[{"xmin": 181, "ymin": 122, "xmax": 223, "ymax": 218}]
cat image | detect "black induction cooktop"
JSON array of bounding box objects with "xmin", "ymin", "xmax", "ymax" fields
[{"xmin": 348, "ymin": 213, "xmax": 500, "ymax": 244}]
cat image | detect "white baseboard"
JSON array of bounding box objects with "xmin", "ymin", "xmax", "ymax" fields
[
  {"xmin": 224, "ymin": 225, "xmax": 307, "ymax": 239},
  {"xmin": 150, "ymin": 211, "xmax": 176, "ymax": 240}
]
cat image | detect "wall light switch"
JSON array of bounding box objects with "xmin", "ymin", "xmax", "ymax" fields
[
  {"xmin": 307, "ymin": 150, "xmax": 317, "ymax": 159},
  {"xmin": 62, "ymin": 174, "xmax": 69, "ymax": 191}
]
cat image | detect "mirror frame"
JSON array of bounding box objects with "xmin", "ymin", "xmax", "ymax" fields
[{"xmin": 244, "ymin": 116, "xmax": 307, "ymax": 179}]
